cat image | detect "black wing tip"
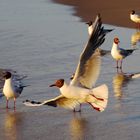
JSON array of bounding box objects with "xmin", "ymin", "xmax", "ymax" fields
[
  {"xmin": 23, "ymin": 99, "xmax": 42, "ymax": 104},
  {"xmin": 44, "ymin": 101, "xmax": 57, "ymax": 107}
]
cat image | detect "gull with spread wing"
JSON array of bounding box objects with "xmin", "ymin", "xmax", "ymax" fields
[{"xmin": 23, "ymin": 15, "xmax": 108, "ymax": 112}]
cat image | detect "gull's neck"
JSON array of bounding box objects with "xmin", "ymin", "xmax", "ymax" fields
[
  {"xmin": 60, "ymin": 82, "xmax": 68, "ymax": 90},
  {"xmin": 60, "ymin": 82, "xmax": 69, "ymax": 96},
  {"xmin": 4, "ymin": 78, "xmax": 12, "ymax": 87},
  {"xmin": 112, "ymin": 42, "xmax": 119, "ymax": 51}
]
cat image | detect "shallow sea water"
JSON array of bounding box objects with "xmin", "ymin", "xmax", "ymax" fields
[{"xmin": 0, "ymin": 0, "xmax": 140, "ymax": 139}]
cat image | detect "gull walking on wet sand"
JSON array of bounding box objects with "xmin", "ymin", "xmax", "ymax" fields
[{"xmin": 23, "ymin": 14, "xmax": 108, "ymax": 112}]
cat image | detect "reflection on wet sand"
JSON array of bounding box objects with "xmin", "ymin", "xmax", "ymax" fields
[
  {"xmin": 4, "ymin": 111, "xmax": 23, "ymax": 140},
  {"xmin": 131, "ymin": 31, "xmax": 140, "ymax": 47},
  {"xmin": 113, "ymin": 71, "xmax": 140, "ymax": 112},
  {"xmin": 113, "ymin": 70, "xmax": 140, "ymax": 100},
  {"xmin": 69, "ymin": 114, "xmax": 88, "ymax": 140},
  {"xmin": 112, "ymin": 72, "xmax": 133, "ymax": 100}
]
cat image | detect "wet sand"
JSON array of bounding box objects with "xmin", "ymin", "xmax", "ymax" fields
[{"xmin": 53, "ymin": 0, "xmax": 140, "ymax": 28}]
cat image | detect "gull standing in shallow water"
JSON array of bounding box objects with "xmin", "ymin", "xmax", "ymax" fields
[
  {"xmin": 111, "ymin": 37, "xmax": 136, "ymax": 70},
  {"xmin": 23, "ymin": 15, "xmax": 109, "ymax": 112},
  {"xmin": 3, "ymin": 72, "xmax": 28, "ymax": 109},
  {"xmin": 86, "ymin": 20, "xmax": 113, "ymax": 36},
  {"xmin": 130, "ymin": 10, "xmax": 140, "ymax": 29},
  {"xmin": 86, "ymin": 19, "xmax": 113, "ymax": 56}
]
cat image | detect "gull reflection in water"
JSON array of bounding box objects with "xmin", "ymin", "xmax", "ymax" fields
[
  {"xmin": 69, "ymin": 113, "xmax": 88, "ymax": 140},
  {"xmin": 4, "ymin": 111, "xmax": 23, "ymax": 140},
  {"xmin": 112, "ymin": 72, "xmax": 133, "ymax": 100},
  {"xmin": 131, "ymin": 31, "xmax": 140, "ymax": 47},
  {"xmin": 113, "ymin": 70, "xmax": 140, "ymax": 100}
]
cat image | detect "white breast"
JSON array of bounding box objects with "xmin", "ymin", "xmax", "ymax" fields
[
  {"xmin": 130, "ymin": 14, "xmax": 140, "ymax": 23},
  {"xmin": 111, "ymin": 43, "xmax": 123, "ymax": 60},
  {"xmin": 60, "ymin": 83, "xmax": 89, "ymax": 100},
  {"xmin": 3, "ymin": 79, "xmax": 19, "ymax": 99}
]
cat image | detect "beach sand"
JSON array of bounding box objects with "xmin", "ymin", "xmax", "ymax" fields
[{"xmin": 53, "ymin": 0, "xmax": 140, "ymax": 28}]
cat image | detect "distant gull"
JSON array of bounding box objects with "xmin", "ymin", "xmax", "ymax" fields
[
  {"xmin": 3, "ymin": 72, "xmax": 29, "ymax": 109},
  {"xmin": 130, "ymin": 10, "xmax": 140, "ymax": 29},
  {"xmin": 23, "ymin": 14, "xmax": 108, "ymax": 112},
  {"xmin": 111, "ymin": 37, "xmax": 136, "ymax": 69},
  {"xmin": 86, "ymin": 20, "xmax": 113, "ymax": 36},
  {"xmin": 86, "ymin": 17, "xmax": 113, "ymax": 56}
]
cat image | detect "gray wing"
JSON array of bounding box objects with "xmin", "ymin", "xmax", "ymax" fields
[
  {"xmin": 23, "ymin": 95, "xmax": 80, "ymax": 109},
  {"xmin": 70, "ymin": 14, "xmax": 106, "ymax": 88},
  {"xmin": 13, "ymin": 74, "xmax": 29, "ymax": 94},
  {"xmin": 119, "ymin": 48, "xmax": 135, "ymax": 58}
]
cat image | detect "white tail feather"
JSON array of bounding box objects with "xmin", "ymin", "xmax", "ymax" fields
[
  {"xmin": 91, "ymin": 84, "xmax": 108, "ymax": 99},
  {"xmin": 88, "ymin": 84, "xmax": 108, "ymax": 112}
]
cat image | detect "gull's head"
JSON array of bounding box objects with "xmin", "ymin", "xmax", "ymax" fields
[
  {"xmin": 3, "ymin": 72, "xmax": 12, "ymax": 80},
  {"xmin": 131, "ymin": 10, "xmax": 135, "ymax": 15},
  {"xmin": 49, "ymin": 79, "xmax": 64, "ymax": 88},
  {"xmin": 86, "ymin": 21, "xmax": 93, "ymax": 26},
  {"xmin": 114, "ymin": 37, "xmax": 120, "ymax": 45}
]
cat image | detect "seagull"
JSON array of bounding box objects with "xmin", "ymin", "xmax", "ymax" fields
[
  {"xmin": 86, "ymin": 18, "xmax": 113, "ymax": 56},
  {"xmin": 2, "ymin": 71, "xmax": 28, "ymax": 109},
  {"xmin": 111, "ymin": 37, "xmax": 136, "ymax": 69},
  {"xmin": 86, "ymin": 20, "xmax": 113, "ymax": 36},
  {"xmin": 130, "ymin": 10, "xmax": 140, "ymax": 29},
  {"xmin": 23, "ymin": 14, "xmax": 109, "ymax": 112}
]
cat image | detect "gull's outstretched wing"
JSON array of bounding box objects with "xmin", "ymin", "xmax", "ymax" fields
[
  {"xmin": 23, "ymin": 95, "xmax": 80, "ymax": 109},
  {"xmin": 70, "ymin": 15, "xmax": 106, "ymax": 88}
]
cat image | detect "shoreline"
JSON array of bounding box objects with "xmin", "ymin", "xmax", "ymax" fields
[{"xmin": 52, "ymin": 0, "xmax": 140, "ymax": 28}]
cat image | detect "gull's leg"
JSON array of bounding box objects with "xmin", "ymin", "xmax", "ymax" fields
[
  {"xmin": 117, "ymin": 67, "xmax": 119, "ymax": 73},
  {"xmin": 116, "ymin": 60, "xmax": 119, "ymax": 69},
  {"xmin": 14, "ymin": 98, "xmax": 16, "ymax": 109},
  {"xmin": 73, "ymin": 104, "xmax": 81, "ymax": 112},
  {"xmin": 6, "ymin": 98, "xmax": 9, "ymax": 109},
  {"xmin": 88, "ymin": 102, "xmax": 100, "ymax": 112},
  {"xmin": 120, "ymin": 60, "xmax": 123, "ymax": 69},
  {"xmin": 91, "ymin": 94, "xmax": 104, "ymax": 101}
]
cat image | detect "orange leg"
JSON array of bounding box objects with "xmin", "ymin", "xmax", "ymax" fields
[
  {"xmin": 14, "ymin": 98, "xmax": 16, "ymax": 109},
  {"xmin": 116, "ymin": 61, "xmax": 119, "ymax": 68},
  {"xmin": 91, "ymin": 94, "xmax": 104, "ymax": 101},
  {"xmin": 120, "ymin": 60, "xmax": 123, "ymax": 69},
  {"xmin": 88, "ymin": 102, "xmax": 100, "ymax": 112}
]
